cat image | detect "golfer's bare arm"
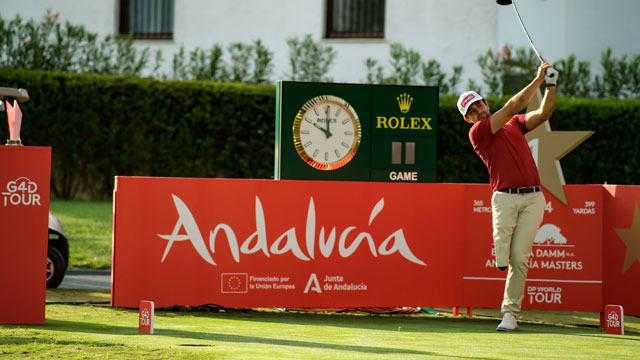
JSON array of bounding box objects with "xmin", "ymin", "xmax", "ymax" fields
[
  {"xmin": 489, "ymin": 62, "xmax": 552, "ymax": 134},
  {"xmin": 525, "ymin": 85, "xmax": 556, "ymax": 130}
]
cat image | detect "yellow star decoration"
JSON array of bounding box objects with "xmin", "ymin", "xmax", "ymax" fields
[
  {"xmin": 615, "ymin": 203, "xmax": 640, "ymax": 274},
  {"xmin": 525, "ymin": 89, "xmax": 594, "ymax": 205}
]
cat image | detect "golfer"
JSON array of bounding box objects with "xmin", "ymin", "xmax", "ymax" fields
[{"xmin": 457, "ymin": 62, "xmax": 558, "ymax": 331}]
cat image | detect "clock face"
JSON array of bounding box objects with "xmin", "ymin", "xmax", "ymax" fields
[{"xmin": 293, "ymin": 95, "xmax": 362, "ymax": 170}]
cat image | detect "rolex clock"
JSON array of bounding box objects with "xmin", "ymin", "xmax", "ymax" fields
[{"xmin": 292, "ymin": 95, "xmax": 362, "ymax": 170}]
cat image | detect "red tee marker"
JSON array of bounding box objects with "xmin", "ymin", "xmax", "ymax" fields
[
  {"xmin": 604, "ymin": 305, "xmax": 624, "ymax": 335},
  {"xmin": 139, "ymin": 300, "xmax": 155, "ymax": 334}
]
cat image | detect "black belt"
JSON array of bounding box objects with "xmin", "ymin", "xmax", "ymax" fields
[{"xmin": 498, "ymin": 186, "xmax": 541, "ymax": 194}]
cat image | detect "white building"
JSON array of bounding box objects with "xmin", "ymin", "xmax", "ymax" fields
[{"xmin": 2, "ymin": 0, "xmax": 638, "ymax": 90}]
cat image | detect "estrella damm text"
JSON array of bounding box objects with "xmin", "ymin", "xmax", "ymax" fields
[{"xmin": 376, "ymin": 116, "xmax": 432, "ymax": 130}]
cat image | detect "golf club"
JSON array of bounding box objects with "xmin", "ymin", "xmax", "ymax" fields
[
  {"xmin": 498, "ymin": 0, "xmax": 556, "ymax": 80},
  {"xmin": 497, "ymin": 0, "xmax": 544, "ymax": 64}
]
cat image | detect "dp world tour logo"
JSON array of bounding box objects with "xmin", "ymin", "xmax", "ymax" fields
[{"xmin": 2, "ymin": 177, "xmax": 41, "ymax": 207}]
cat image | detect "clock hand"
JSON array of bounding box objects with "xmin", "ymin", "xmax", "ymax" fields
[
  {"xmin": 313, "ymin": 122, "xmax": 330, "ymax": 138},
  {"xmin": 325, "ymin": 105, "xmax": 332, "ymax": 138}
]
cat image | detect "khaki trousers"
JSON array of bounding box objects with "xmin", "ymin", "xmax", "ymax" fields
[{"xmin": 491, "ymin": 191, "xmax": 545, "ymax": 316}]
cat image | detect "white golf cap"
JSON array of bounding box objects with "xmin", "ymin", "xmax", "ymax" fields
[{"xmin": 457, "ymin": 91, "xmax": 483, "ymax": 116}]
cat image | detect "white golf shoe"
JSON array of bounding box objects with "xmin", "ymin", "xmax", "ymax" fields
[{"xmin": 496, "ymin": 312, "xmax": 519, "ymax": 331}]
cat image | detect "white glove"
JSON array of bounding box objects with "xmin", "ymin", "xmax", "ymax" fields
[{"xmin": 545, "ymin": 67, "xmax": 558, "ymax": 86}]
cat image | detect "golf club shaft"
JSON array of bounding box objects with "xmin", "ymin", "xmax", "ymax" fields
[{"xmin": 511, "ymin": 0, "xmax": 545, "ymax": 64}]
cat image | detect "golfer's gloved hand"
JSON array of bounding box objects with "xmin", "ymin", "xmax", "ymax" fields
[{"xmin": 545, "ymin": 67, "xmax": 558, "ymax": 86}]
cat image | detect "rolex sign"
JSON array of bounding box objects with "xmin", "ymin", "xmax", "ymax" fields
[{"xmin": 275, "ymin": 81, "xmax": 438, "ymax": 182}]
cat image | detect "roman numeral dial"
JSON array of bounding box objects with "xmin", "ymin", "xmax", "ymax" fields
[{"xmin": 292, "ymin": 95, "xmax": 362, "ymax": 171}]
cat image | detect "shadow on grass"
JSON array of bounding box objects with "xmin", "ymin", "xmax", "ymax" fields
[
  {"xmin": 0, "ymin": 336, "xmax": 126, "ymax": 348},
  {"xmin": 35, "ymin": 318, "xmax": 492, "ymax": 359},
  {"xmin": 154, "ymin": 309, "xmax": 610, "ymax": 336},
  {"xmin": 565, "ymin": 333, "xmax": 640, "ymax": 341}
]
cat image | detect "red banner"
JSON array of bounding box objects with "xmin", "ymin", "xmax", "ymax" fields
[
  {"xmin": 603, "ymin": 185, "xmax": 640, "ymax": 315},
  {"xmin": 0, "ymin": 146, "xmax": 51, "ymax": 324},
  {"xmin": 112, "ymin": 177, "xmax": 465, "ymax": 308},
  {"xmin": 463, "ymin": 185, "xmax": 603, "ymax": 312},
  {"xmin": 112, "ymin": 177, "xmax": 640, "ymax": 315}
]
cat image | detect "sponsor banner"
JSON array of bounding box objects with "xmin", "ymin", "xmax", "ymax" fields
[
  {"xmin": 463, "ymin": 278, "xmax": 602, "ymax": 310},
  {"xmin": 113, "ymin": 179, "xmax": 639, "ymax": 315},
  {"xmin": 603, "ymin": 185, "xmax": 640, "ymax": 315},
  {"xmin": 463, "ymin": 185, "xmax": 603, "ymax": 312},
  {"xmin": 462, "ymin": 184, "xmax": 498, "ymax": 308},
  {"xmin": 112, "ymin": 177, "xmax": 465, "ymax": 308},
  {"xmin": 0, "ymin": 146, "xmax": 51, "ymax": 324},
  {"xmin": 462, "ymin": 184, "xmax": 493, "ymax": 274}
]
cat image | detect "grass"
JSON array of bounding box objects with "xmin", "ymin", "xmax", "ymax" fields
[
  {"xmin": 50, "ymin": 199, "xmax": 112, "ymax": 269},
  {"xmin": 0, "ymin": 290, "xmax": 638, "ymax": 359}
]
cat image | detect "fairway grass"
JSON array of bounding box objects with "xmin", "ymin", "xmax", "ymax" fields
[
  {"xmin": 1, "ymin": 291, "xmax": 638, "ymax": 359},
  {"xmin": 50, "ymin": 199, "xmax": 113, "ymax": 269}
]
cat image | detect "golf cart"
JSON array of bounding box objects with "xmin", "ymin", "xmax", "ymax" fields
[{"xmin": 48, "ymin": 211, "xmax": 69, "ymax": 288}]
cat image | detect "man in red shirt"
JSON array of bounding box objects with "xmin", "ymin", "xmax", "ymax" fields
[{"xmin": 457, "ymin": 62, "xmax": 558, "ymax": 331}]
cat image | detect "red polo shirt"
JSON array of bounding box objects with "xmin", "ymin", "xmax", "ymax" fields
[{"xmin": 469, "ymin": 114, "xmax": 541, "ymax": 192}]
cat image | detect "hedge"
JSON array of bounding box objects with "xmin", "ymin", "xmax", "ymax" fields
[
  {"xmin": 437, "ymin": 94, "xmax": 640, "ymax": 186},
  {"xmin": 1, "ymin": 68, "xmax": 638, "ymax": 199}
]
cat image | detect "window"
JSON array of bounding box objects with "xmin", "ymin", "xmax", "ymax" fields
[
  {"xmin": 326, "ymin": 0, "xmax": 385, "ymax": 39},
  {"xmin": 119, "ymin": 0, "xmax": 175, "ymax": 40}
]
